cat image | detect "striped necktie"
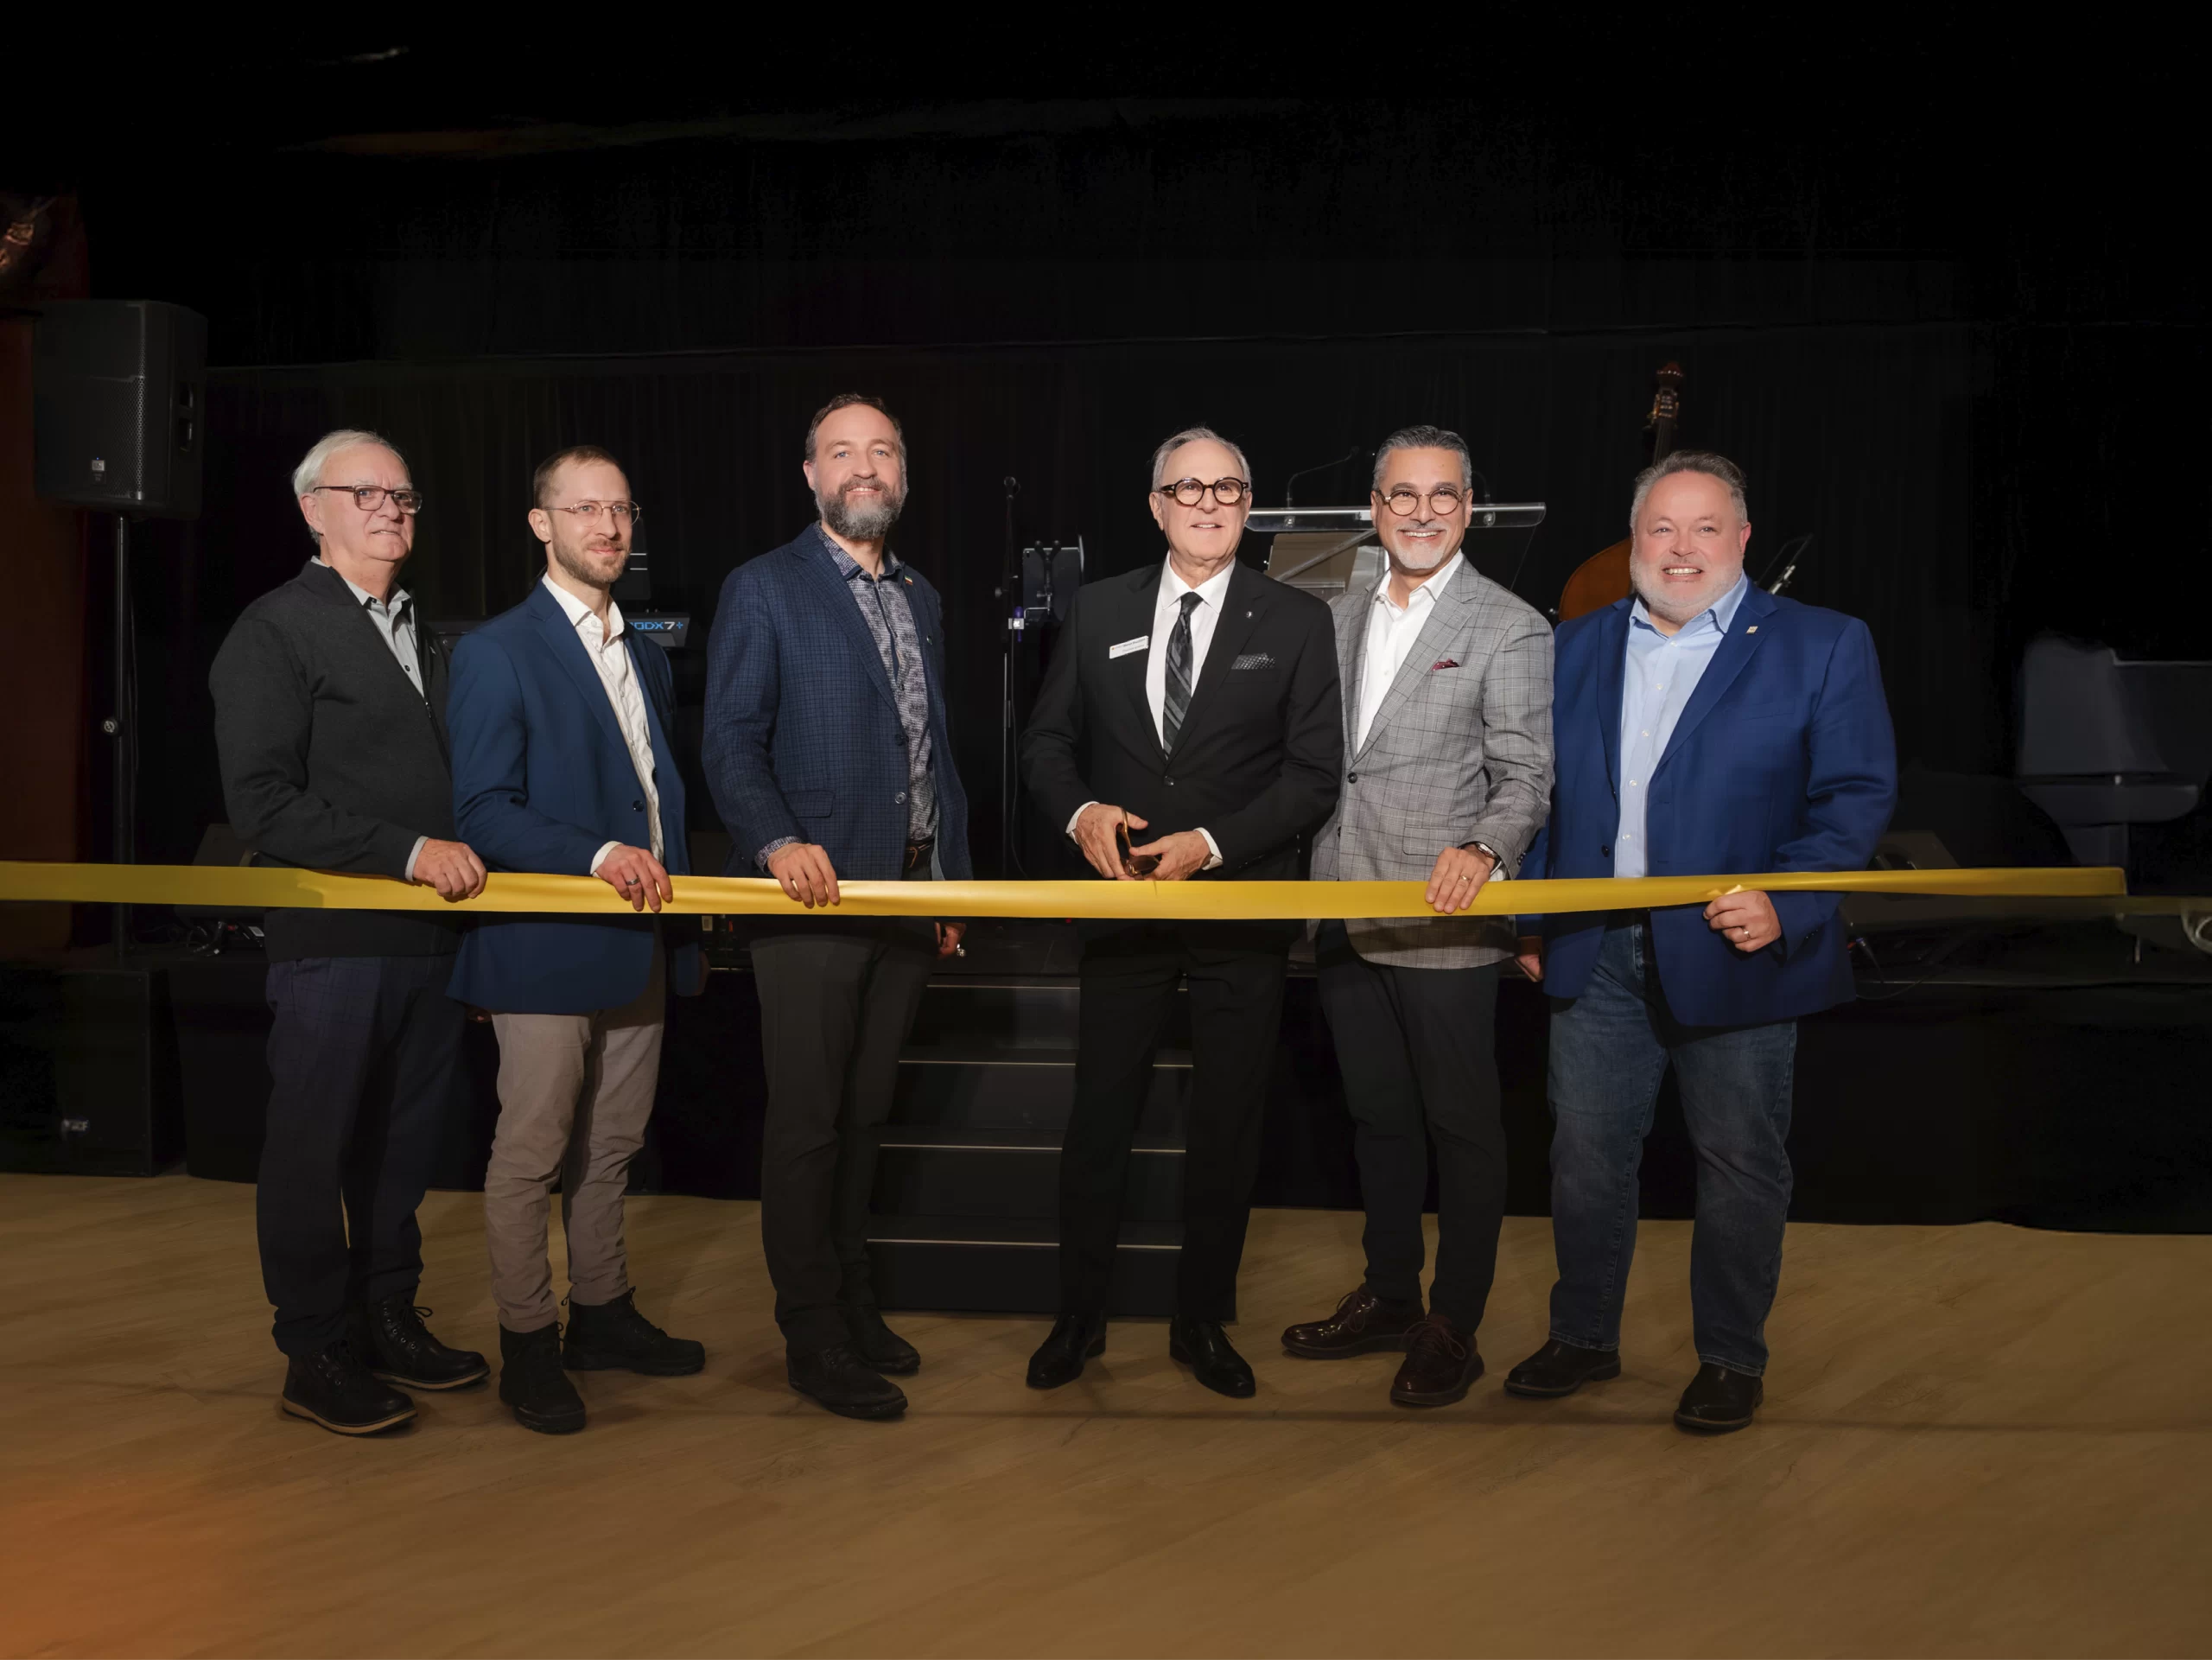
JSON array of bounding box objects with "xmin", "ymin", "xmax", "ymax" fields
[{"xmin": 1162, "ymin": 590, "xmax": 1202, "ymax": 754}]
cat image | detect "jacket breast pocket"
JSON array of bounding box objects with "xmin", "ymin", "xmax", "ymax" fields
[{"xmin": 787, "ymin": 788, "xmax": 836, "ymax": 820}]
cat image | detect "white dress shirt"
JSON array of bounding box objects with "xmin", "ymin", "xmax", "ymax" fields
[
  {"xmin": 1356, "ymin": 554, "xmax": 1461, "ymax": 751},
  {"xmin": 318, "ymin": 556, "xmax": 429, "ymax": 881},
  {"xmin": 1066, "ymin": 557, "xmax": 1231, "ymax": 868},
  {"xmin": 541, "ymin": 576, "xmax": 664, "ymax": 874}
]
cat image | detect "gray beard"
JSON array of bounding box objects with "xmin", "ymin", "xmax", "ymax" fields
[{"xmin": 821, "ymin": 481, "xmax": 905, "ymax": 542}]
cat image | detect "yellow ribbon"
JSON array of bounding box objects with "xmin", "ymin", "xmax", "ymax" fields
[{"xmin": 0, "ymin": 859, "xmax": 2138, "ymax": 920}]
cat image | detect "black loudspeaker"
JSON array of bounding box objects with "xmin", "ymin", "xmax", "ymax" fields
[
  {"xmin": 0, "ymin": 964, "xmax": 182, "ymax": 1175},
  {"xmin": 32, "ymin": 299, "xmax": 207, "ymax": 518}
]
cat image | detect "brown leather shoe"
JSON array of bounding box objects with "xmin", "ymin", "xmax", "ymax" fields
[
  {"xmin": 1389, "ymin": 1313, "xmax": 1483, "ymax": 1407},
  {"xmin": 1281, "ymin": 1286, "xmax": 1425, "ymax": 1359}
]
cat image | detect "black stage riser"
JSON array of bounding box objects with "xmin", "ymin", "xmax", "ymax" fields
[
  {"xmin": 892, "ymin": 1059, "xmax": 1186, "ymax": 1137},
  {"xmin": 874, "ymin": 1141, "xmax": 1184, "ymax": 1222},
  {"xmin": 865, "ymin": 1223, "xmax": 1189, "ymax": 1320}
]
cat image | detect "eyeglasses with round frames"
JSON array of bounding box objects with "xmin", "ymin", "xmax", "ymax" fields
[
  {"xmin": 314, "ymin": 485, "xmax": 424, "ymax": 515},
  {"xmin": 1156, "ymin": 477, "xmax": 1251, "ymax": 508},
  {"xmin": 1378, "ymin": 487, "xmax": 1467, "ymax": 518},
  {"xmin": 549, "ymin": 501, "xmax": 642, "ymax": 525}
]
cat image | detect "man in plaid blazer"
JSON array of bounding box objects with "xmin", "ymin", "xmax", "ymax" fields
[
  {"xmin": 1281, "ymin": 423, "xmax": 1554, "ymax": 1409},
  {"xmin": 702, "ymin": 394, "xmax": 970, "ymax": 1422}
]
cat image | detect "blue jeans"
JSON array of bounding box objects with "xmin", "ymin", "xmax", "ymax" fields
[{"xmin": 1546, "ymin": 918, "xmax": 1797, "ymax": 1375}]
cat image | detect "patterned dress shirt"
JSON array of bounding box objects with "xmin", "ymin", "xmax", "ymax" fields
[{"xmin": 822, "ymin": 525, "xmax": 938, "ymax": 844}]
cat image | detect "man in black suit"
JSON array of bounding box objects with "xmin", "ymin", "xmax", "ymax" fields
[
  {"xmin": 211, "ymin": 429, "xmax": 491, "ymax": 1435},
  {"xmin": 1020, "ymin": 425, "xmax": 1343, "ymax": 1397}
]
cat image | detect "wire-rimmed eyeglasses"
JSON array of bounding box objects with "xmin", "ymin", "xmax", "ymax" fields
[
  {"xmin": 314, "ymin": 484, "xmax": 423, "ymax": 515},
  {"xmin": 1377, "ymin": 486, "xmax": 1468, "ymax": 518},
  {"xmin": 549, "ymin": 500, "xmax": 643, "ymax": 525},
  {"xmin": 1155, "ymin": 477, "xmax": 1251, "ymax": 508}
]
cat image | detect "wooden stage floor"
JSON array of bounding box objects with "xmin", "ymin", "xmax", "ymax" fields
[{"xmin": 2, "ymin": 1173, "xmax": 2207, "ymax": 1658}]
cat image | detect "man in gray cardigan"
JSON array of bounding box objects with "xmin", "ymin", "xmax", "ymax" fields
[
  {"xmin": 1282, "ymin": 424, "xmax": 1554, "ymax": 1408},
  {"xmin": 210, "ymin": 429, "xmax": 491, "ymax": 1436}
]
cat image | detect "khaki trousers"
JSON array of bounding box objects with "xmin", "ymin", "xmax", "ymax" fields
[{"xmin": 485, "ymin": 949, "xmax": 665, "ymax": 1332}]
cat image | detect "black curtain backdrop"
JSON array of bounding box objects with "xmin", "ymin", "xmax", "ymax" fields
[
  {"xmin": 61, "ymin": 87, "xmax": 2202, "ymax": 875},
  {"xmin": 135, "ymin": 320, "xmax": 2005, "ymax": 872}
]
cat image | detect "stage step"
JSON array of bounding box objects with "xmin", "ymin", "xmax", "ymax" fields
[
  {"xmin": 870, "ymin": 975, "xmax": 1195, "ymax": 1316},
  {"xmin": 891, "ymin": 1046, "xmax": 1188, "ymax": 1135},
  {"xmin": 864, "ymin": 1215, "xmax": 1185, "ymax": 1318},
  {"xmin": 874, "ymin": 1126, "xmax": 1183, "ymax": 1221}
]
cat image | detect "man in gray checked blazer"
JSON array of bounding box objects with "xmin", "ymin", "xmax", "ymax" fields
[{"xmin": 1282, "ymin": 423, "xmax": 1554, "ymax": 1409}]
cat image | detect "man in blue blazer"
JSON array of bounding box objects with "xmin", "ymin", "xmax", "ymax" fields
[
  {"xmin": 702, "ymin": 394, "xmax": 970, "ymax": 1421},
  {"xmin": 1506, "ymin": 452, "xmax": 1895, "ymax": 1434},
  {"xmin": 448, "ymin": 445, "xmax": 706, "ymax": 1435}
]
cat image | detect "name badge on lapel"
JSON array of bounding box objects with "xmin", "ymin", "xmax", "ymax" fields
[{"xmin": 1109, "ymin": 635, "xmax": 1149, "ymax": 659}]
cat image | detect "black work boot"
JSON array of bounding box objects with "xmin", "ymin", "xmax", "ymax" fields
[
  {"xmin": 844, "ymin": 1303, "xmax": 920, "ymax": 1376},
  {"xmin": 351, "ymin": 1295, "xmax": 489, "ymax": 1390},
  {"xmin": 561, "ymin": 1289, "xmax": 706, "ymax": 1377},
  {"xmin": 499, "ymin": 1324, "xmax": 587, "ymax": 1434},
  {"xmin": 281, "ymin": 1339, "xmax": 416, "ymax": 1435}
]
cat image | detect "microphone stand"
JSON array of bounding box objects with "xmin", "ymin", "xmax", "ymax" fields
[{"xmin": 998, "ymin": 476, "xmax": 1022, "ymax": 875}]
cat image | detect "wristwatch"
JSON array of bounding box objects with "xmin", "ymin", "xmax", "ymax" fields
[{"xmin": 1461, "ymin": 840, "xmax": 1508, "ymax": 876}]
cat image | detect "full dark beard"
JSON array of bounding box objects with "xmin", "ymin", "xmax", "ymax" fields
[{"xmin": 821, "ymin": 480, "xmax": 906, "ymax": 541}]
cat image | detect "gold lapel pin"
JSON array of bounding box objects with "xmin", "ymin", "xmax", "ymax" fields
[{"xmin": 1745, "ymin": 625, "xmax": 1758, "ymax": 634}]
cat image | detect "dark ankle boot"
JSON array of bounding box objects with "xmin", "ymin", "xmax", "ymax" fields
[
  {"xmin": 351, "ymin": 1295, "xmax": 488, "ymax": 1390},
  {"xmin": 561, "ymin": 1289, "xmax": 706, "ymax": 1377},
  {"xmin": 281, "ymin": 1339, "xmax": 415, "ymax": 1435},
  {"xmin": 499, "ymin": 1324, "xmax": 586, "ymax": 1434}
]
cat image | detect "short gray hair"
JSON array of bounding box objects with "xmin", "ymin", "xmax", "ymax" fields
[
  {"xmin": 1149, "ymin": 425, "xmax": 1253, "ymax": 492},
  {"xmin": 1371, "ymin": 424, "xmax": 1473, "ymax": 491},
  {"xmin": 292, "ymin": 429, "xmax": 403, "ymax": 500},
  {"xmin": 1629, "ymin": 449, "xmax": 1747, "ymax": 530}
]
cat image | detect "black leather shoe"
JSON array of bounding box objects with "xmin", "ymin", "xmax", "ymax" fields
[
  {"xmin": 1168, "ymin": 1317, "xmax": 1257, "ymax": 1399},
  {"xmin": 499, "ymin": 1324, "xmax": 587, "ymax": 1434},
  {"xmin": 1282, "ymin": 1285, "xmax": 1425, "ymax": 1358},
  {"xmin": 845, "ymin": 1304, "xmax": 920, "ymax": 1376},
  {"xmin": 1026, "ymin": 1310, "xmax": 1107, "ymax": 1390},
  {"xmin": 351, "ymin": 1295, "xmax": 488, "ymax": 1391},
  {"xmin": 281, "ymin": 1340, "xmax": 416, "ymax": 1435},
  {"xmin": 1503, "ymin": 1337, "xmax": 1624, "ymax": 1398},
  {"xmin": 1674, "ymin": 1363, "xmax": 1764, "ymax": 1433},
  {"xmin": 562, "ymin": 1289, "xmax": 705, "ymax": 1377},
  {"xmin": 1390, "ymin": 1313, "xmax": 1484, "ymax": 1408},
  {"xmin": 787, "ymin": 1344, "xmax": 906, "ymax": 1420}
]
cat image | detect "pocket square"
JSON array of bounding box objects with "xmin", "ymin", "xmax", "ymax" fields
[
  {"xmin": 1230, "ymin": 652, "xmax": 1274, "ymax": 671},
  {"xmin": 1430, "ymin": 658, "xmax": 1460, "ymax": 671}
]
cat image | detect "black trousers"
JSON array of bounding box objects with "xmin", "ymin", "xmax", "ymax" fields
[
  {"xmin": 258, "ymin": 954, "xmax": 467, "ymax": 1358},
  {"xmin": 1314, "ymin": 920, "xmax": 1507, "ymax": 1332},
  {"xmin": 1060, "ymin": 919, "xmax": 1293, "ymax": 1322},
  {"xmin": 751, "ymin": 903, "xmax": 936, "ymax": 1356}
]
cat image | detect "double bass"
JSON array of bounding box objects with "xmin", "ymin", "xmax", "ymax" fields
[{"xmin": 1557, "ymin": 361, "xmax": 1682, "ymax": 621}]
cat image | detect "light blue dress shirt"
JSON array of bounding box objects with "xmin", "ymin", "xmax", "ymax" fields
[{"xmin": 1614, "ymin": 575, "xmax": 1751, "ymax": 880}]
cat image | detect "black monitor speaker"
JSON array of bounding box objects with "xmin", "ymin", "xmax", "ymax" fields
[{"xmin": 32, "ymin": 299, "xmax": 207, "ymax": 518}]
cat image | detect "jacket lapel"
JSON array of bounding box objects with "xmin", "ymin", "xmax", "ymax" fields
[
  {"xmin": 791, "ymin": 531, "xmax": 899, "ymax": 717},
  {"xmin": 1654, "ymin": 582, "xmax": 1777, "ymax": 773},
  {"xmin": 1594, "ymin": 600, "xmax": 1631, "ymax": 795},
  {"xmin": 1114, "ymin": 565, "xmax": 1162, "ymax": 743},
  {"xmin": 529, "ymin": 584, "xmax": 632, "ymax": 763},
  {"xmin": 1351, "ymin": 564, "xmax": 1477, "ymax": 764},
  {"xmin": 1171, "ymin": 563, "xmax": 1265, "ymax": 753},
  {"xmin": 1336, "ymin": 578, "xmax": 1375, "ymax": 756}
]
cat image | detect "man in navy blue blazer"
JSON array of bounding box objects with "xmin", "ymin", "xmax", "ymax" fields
[
  {"xmin": 448, "ymin": 445, "xmax": 707, "ymax": 1435},
  {"xmin": 702, "ymin": 395, "xmax": 970, "ymax": 1421},
  {"xmin": 1504, "ymin": 451, "xmax": 1895, "ymax": 1434}
]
